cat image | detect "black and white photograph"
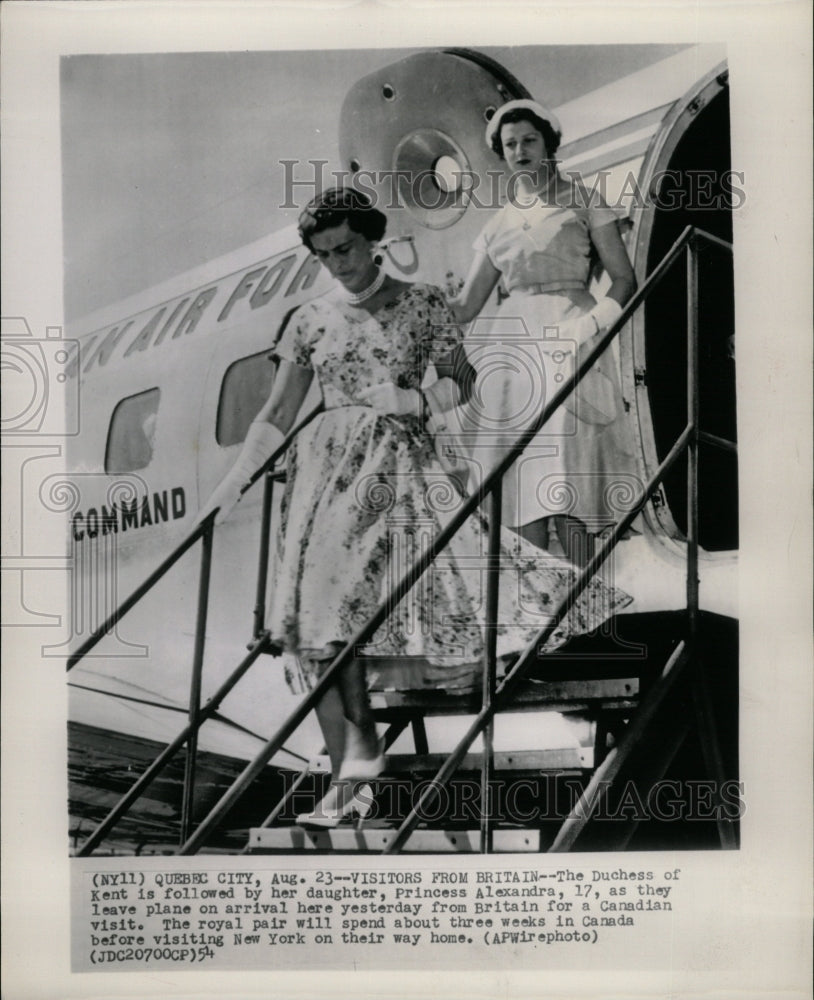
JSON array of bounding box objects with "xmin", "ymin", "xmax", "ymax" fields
[
  {"xmin": 1, "ymin": 2, "xmax": 811, "ymax": 998},
  {"xmin": 59, "ymin": 40, "xmax": 741, "ymax": 857}
]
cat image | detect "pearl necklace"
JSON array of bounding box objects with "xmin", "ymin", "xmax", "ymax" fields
[{"xmin": 339, "ymin": 268, "xmax": 386, "ymax": 305}]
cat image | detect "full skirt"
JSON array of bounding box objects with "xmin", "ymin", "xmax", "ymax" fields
[{"xmin": 267, "ymin": 404, "xmax": 632, "ymax": 690}]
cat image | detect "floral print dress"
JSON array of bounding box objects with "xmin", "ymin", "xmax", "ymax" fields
[{"xmin": 267, "ymin": 283, "xmax": 631, "ymax": 691}]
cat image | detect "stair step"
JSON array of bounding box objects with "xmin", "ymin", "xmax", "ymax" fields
[
  {"xmin": 305, "ymin": 746, "xmax": 592, "ymax": 775},
  {"xmin": 247, "ymin": 826, "xmax": 541, "ymax": 853},
  {"xmin": 369, "ymin": 676, "xmax": 639, "ymax": 713}
]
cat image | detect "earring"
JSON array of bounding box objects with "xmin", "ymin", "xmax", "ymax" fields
[{"xmin": 373, "ymin": 252, "xmax": 383, "ymax": 266}]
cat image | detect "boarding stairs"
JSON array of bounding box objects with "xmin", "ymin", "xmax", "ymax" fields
[{"xmin": 68, "ymin": 226, "xmax": 737, "ymax": 855}]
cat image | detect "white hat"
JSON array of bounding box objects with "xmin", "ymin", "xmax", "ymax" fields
[{"xmin": 485, "ymin": 99, "xmax": 563, "ymax": 148}]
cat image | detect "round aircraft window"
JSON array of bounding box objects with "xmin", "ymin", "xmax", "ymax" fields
[
  {"xmin": 432, "ymin": 154, "xmax": 464, "ymax": 194},
  {"xmin": 392, "ymin": 129, "xmax": 471, "ymax": 230}
]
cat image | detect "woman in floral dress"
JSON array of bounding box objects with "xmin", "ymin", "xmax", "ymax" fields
[{"xmin": 198, "ymin": 187, "xmax": 631, "ymax": 825}]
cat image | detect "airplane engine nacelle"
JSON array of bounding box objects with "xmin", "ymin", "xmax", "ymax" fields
[{"xmin": 339, "ymin": 49, "xmax": 531, "ymax": 289}]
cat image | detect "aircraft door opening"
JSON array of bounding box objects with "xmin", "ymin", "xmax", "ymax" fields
[{"xmin": 629, "ymin": 64, "xmax": 737, "ymax": 553}]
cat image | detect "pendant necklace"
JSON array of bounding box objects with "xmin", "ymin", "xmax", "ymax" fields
[{"xmin": 520, "ymin": 169, "xmax": 558, "ymax": 230}]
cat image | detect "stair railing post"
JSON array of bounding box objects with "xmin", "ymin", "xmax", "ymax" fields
[
  {"xmin": 480, "ymin": 480, "xmax": 502, "ymax": 854},
  {"xmin": 252, "ymin": 469, "xmax": 276, "ymax": 639},
  {"xmin": 76, "ymin": 634, "xmax": 270, "ymax": 856},
  {"xmin": 180, "ymin": 521, "xmax": 215, "ymax": 843}
]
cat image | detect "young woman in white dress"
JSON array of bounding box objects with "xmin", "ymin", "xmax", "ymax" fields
[{"xmin": 449, "ymin": 100, "xmax": 639, "ymax": 567}]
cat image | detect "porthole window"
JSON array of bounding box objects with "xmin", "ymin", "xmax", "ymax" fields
[
  {"xmin": 216, "ymin": 351, "xmax": 276, "ymax": 447},
  {"xmin": 392, "ymin": 128, "xmax": 471, "ymax": 230},
  {"xmin": 105, "ymin": 388, "xmax": 161, "ymax": 473}
]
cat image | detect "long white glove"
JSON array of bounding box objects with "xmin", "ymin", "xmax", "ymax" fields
[
  {"xmin": 196, "ymin": 420, "xmax": 284, "ymax": 526},
  {"xmin": 562, "ymin": 296, "xmax": 624, "ymax": 347},
  {"xmin": 358, "ymin": 382, "xmax": 422, "ymax": 417}
]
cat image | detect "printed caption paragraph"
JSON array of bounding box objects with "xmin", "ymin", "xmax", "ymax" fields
[{"xmin": 72, "ymin": 863, "xmax": 683, "ymax": 971}]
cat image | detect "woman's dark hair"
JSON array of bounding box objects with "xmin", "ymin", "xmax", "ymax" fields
[
  {"xmin": 297, "ymin": 187, "xmax": 387, "ymax": 252},
  {"xmin": 490, "ymin": 109, "xmax": 561, "ymax": 160}
]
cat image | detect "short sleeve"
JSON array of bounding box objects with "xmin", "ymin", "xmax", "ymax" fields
[
  {"xmin": 472, "ymin": 213, "xmax": 499, "ymax": 259},
  {"xmin": 274, "ymin": 304, "xmax": 317, "ymax": 368},
  {"xmin": 586, "ymin": 192, "xmax": 620, "ymax": 234},
  {"xmin": 567, "ymin": 179, "xmax": 620, "ymax": 234}
]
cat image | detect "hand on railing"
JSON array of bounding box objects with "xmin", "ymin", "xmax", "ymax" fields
[
  {"xmin": 559, "ymin": 297, "xmax": 625, "ymax": 348},
  {"xmin": 195, "ymin": 421, "xmax": 284, "ymax": 527}
]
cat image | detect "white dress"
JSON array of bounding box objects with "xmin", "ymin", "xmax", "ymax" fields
[{"xmin": 448, "ymin": 190, "xmax": 639, "ymax": 531}]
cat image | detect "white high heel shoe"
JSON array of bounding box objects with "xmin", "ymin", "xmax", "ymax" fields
[
  {"xmin": 338, "ymin": 722, "xmax": 386, "ymax": 781},
  {"xmin": 295, "ymin": 782, "xmax": 374, "ymax": 828},
  {"xmin": 338, "ymin": 740, "xmax": 386, "ymax": 781}
]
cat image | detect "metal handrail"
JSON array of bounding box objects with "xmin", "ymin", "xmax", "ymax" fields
[
  {"xmin": 385, "ymin": 226, "xmax": 733, "ymax": 853},
  {"xmin": 66, "ymin": 519, "xmax": 210, "ymax": 671},
  {"xmin": 73, "ymin": 225, "xmax": 733, "ymax": 855},
  {"xmin": 65, "ymin": 402, "xmax": 323, "ymax": 672},
  {"xmin": 180, "ymin": 524, "xmax": 214, "ymax": 842},
  {"xmin": 384, "ymin": 423, "xmax": 695, "ymax": 853},
  {"xmin": 70, "ymin": 403, "xmax": 323, "ymax": 854},
  {"xmin": 178, "ymin": 225, "xmax": 732, "ymax": 854},
  {"xmin": 74, "ymin": 633, "xmax": 272, "ymax": 856}
]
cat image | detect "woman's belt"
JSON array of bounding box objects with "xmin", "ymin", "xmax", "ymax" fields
[{"xmin": 510, "ymin": 279, "xmax": 587, "ymax": 296}]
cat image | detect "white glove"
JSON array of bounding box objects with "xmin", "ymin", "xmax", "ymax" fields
[
  {"xmin": 561, "ymin": 297, "xmax": 624, "ymax": 347},
  {"xmin": 590, "ymin": 295, "xmax": 623, "ymax": 333},
  {"xmin": 196, "ymin": 420, "xmax": 284, "ymax": 526},
  {"xmin": 358, "ymin": 382, "xmax": 422, "ymax": 417},
  {"xmin": 423, "ymin": 377, "xmax": 460, "ymax": 415}
]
